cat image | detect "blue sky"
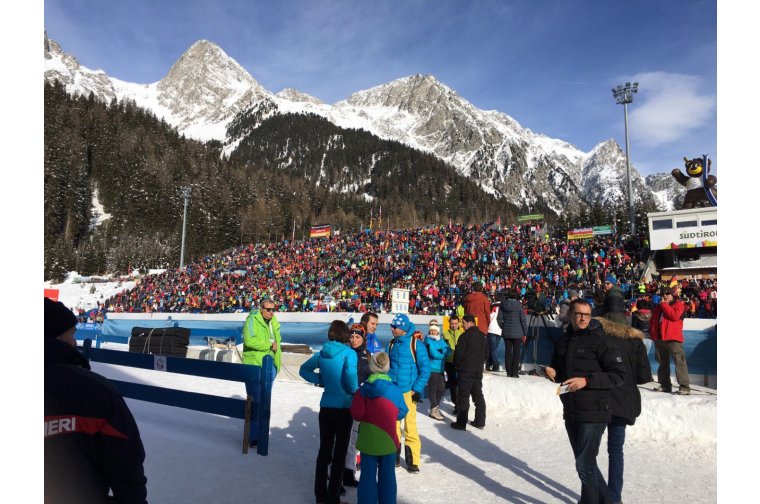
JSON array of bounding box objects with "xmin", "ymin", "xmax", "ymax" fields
[{"xmin": 43, "ymin": 0, "xmax": 717, "ymax": 176}]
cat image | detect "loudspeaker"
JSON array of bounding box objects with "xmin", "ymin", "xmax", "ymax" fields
[{"xmin": 129, "ymin": 327, "xmax": 190, "ymax": 358}]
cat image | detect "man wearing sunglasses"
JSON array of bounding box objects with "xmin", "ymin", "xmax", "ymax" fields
[
  {"xmin": 242, "ymin": 299, "xmax": 282, "ymax": 375},
  {"xmin": 544, "ymin": 299, "xmax": 625, "ymax": 504}
]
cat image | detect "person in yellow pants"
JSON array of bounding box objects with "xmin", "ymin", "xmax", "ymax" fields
[{"xmin": 386, "ymin": 314, "xmax": 430, "ymax": 474}]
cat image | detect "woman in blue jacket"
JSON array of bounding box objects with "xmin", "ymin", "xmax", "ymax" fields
[
  {"xmin": 300, "ymin": 320, "xmax": 359, "ymax": 504},
  {"xmin": 424, "ymin": 321, "xmax": 450, "ymax": 421}
]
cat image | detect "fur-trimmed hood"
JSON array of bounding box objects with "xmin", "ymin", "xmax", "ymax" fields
[{"xmin": 594, "ymin": 316, "xmax": 645, "ymax": 341}]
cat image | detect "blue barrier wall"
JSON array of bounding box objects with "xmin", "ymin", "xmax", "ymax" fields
[{"xmin": 519, "ymin": 322, "xmax": 717, "ymax": 385}]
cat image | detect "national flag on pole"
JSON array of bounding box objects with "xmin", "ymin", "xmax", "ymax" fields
[
  {"xmin": 310, "ymin": 224, "xmax": 331, "ymax": 238},
  {"xmin": 455, "ymin": 235, "xmax": 464, "ymax": 251},
  {"xmin": 496, "ymin": 214, "xmax": 501, "ymax": 230},
  {"xmin": 449, "ymin": 217, "xmax": 452, "ymax": 229},
  {"xmin": 379, "ymin": 206, "xmax": 382, "ymax": 229},
  {"xmin": 439, "ymin": 238, "xmax": 447, "ymax": 251},
  {"xmin": 669, "ymin": 275, "xmax": 679, "ymax": 288},
  {"xmin": 370, "ymin": 208, "xmax": 373, "ymax": 230}
]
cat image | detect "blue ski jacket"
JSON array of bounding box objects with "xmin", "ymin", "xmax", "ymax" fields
[
  {"xmin": 386, "ymin": 327, "xmax": 431, "ymax": 395},
  {"xmin": 300, "ymin": 341, "xmax": 359, "ymax": 408}
]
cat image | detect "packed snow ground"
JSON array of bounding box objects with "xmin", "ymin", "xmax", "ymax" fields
[
  {"xmin": 94, "ymin": 355, "xmax": 716, "ymax": 504},
  {"xmin": 47, "ymin": 275, "xmax": 717, "ymax": 503}
]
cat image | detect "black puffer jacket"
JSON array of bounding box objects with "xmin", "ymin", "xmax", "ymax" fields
[
  {"xmin": 454, "ymin": 327, "xmax": 487, "ymax": 374},
  {"xmin": 550, "ymin": 319, "xmax": 626, "ymax": 423},
  {"xmin": 596, "ymin": 317, "xmax": 653, "ymax": 425},
  {"xmin": 497, "ymin": 299, "xmax": 528, "ymax": 339},
  {"xmin": 45, "ymin": 338, "xmax": 148, "ymax": 503}
]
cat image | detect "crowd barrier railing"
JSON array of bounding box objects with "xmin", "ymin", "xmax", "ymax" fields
[{"xmin": 81, "ymin": 339, "xmax": 274, "ymax": 455}]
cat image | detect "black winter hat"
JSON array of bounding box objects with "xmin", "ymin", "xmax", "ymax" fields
[{"xmin": 44, "ymin": 297, "xmax": 78, "ymax": 338}]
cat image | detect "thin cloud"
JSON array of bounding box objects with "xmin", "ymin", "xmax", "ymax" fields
[{"xmin": 626, "ymin": 72, "xmax": 715, "ymax": 148}]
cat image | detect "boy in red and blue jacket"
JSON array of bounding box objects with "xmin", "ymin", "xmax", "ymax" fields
[{"xmin": 350, "ymin": 352, "xmax": 408, "ymax": 504}]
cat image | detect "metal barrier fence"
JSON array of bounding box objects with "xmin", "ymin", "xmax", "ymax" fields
[{"xmin": 81, "ymin": 339, "xmax": 274, "ymax": 455}]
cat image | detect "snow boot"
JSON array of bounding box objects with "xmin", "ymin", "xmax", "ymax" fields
[
  {"xmin": 429, "ymin": 406, "xmax": 444, "ymax": 421},
  {"xmin": 395, "ymin": 446, "xmax": 401, "ymax": 467}
]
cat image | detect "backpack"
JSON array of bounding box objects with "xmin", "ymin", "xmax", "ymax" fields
[{"xmin": 389, "ymin": 333, "xmax": 420, "ymax": 363}]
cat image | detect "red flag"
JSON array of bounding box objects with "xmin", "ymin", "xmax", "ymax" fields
[
  {"xmin": 449, "ymin": 217, "xmax": 452, "ymax": 229},
  {"xmin": 497, "ymin": 214, "xmax": 501, "ymax": 230}
]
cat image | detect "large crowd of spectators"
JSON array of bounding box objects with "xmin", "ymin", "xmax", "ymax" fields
[{"xmin": 101, "ymin": 223, "xmax": 716, "ymax": 318}]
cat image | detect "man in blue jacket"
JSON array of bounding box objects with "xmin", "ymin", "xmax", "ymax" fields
[{"xmin": 386, "ymin": 313, "xmax": 430, "ymax": 474}]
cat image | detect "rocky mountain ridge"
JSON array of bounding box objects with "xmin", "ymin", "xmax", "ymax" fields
[{"xmin": 43, "ymin": 34, "xmax": 679, "ymax": 212}]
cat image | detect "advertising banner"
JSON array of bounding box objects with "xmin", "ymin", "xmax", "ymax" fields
[
  {"xmin": 567, "ymin": 227, "xmax": 594, "ymax": 240},
  {"xmin": 309, "ymin": 224, "xmax": 331, "ymax": 238},
  {"xmin": 593, "ymin": 225, "xmax": 613, "ymax": 235},
  {"xmin": 518, "ymin": 214, "xmax": 544, "ymax": 222}
]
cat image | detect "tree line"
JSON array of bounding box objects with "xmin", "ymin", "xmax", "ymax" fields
[{"xmin": 44, "ymin": 82, "xmax": 520, "ymax": 281}]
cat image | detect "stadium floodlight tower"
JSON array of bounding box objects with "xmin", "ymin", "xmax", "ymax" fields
[
  {"xmin": 612, "ymin": 81, "xmax": 639, "ymax": 236},
  {"xmin": 179, "ymin": 186, "xmax": 191, "ymax": 270}
]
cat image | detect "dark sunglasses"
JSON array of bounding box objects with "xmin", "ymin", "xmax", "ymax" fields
[{"xmin": 261, "ymin": 307, "xmax": 275, "ymax": 313}]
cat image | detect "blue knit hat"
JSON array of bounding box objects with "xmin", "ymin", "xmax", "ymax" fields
[
  {"xmin": 605, "ymin": 275, "xmax": 617, "ymax": 285},
  {"xmin": 390, "ymin": 313, "xmax": 414, "ymax": 333}
]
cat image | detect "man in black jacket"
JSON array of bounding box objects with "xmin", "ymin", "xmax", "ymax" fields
[
  {"xmin": 545, "ymin": 299, "xmax": 625, "ymax": 504},
  {"xmin": 44, "ymin": 298, "xmax": 148, "ymax": 503},
  {"xmin": 450, "ymin": 314, "xmax": 487, "ymax": 431}
]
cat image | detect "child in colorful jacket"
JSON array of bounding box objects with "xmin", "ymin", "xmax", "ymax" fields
[{"xmin": 350, "ymin": 352, "xmax": 408, "ymax": 504}]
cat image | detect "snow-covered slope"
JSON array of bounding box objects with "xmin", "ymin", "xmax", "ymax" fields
[{"xmin": 44, "ymin": 34, "xmax": 677, "ymax": 212}]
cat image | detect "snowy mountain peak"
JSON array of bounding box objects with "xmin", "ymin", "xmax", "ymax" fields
[
  {"xmin": 341, "ymin": 73, "xmax": 460, "ymax": 112},
  {"xmin": 276, "ymin": 88, "xmax": 323, "ymax": 105}
]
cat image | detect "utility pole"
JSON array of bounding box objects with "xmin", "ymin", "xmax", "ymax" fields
[
  {"xmin": 179, "ymin": 187, "xmax": 191, "ymax": 269},
  {"xmin": 612, "ymin": 82, "xmax": 639, "ymax": 235}
]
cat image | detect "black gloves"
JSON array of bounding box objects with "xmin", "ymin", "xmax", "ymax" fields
[{"xmin": 411, "ymin": 392, "xmax": 423, "ymax": 403}]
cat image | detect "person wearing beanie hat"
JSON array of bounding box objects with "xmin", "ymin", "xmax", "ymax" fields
[
  {"xmin": 424, "ymin": 322, "xmax": 451, "ymax": 421},
  {"xmin": 44, "ymin": 297, "xmax": 148, "ymax": 502},
  {"xmin": 344, "ymin": 323, "xmax": 371, "ymax": 488},
  {"xmin": 369, "ymin": 352, "xmax": 391, "ymax": 374},
  {"xmin": 386, "ymin": 313, "xmax": 430, "ymax": 473},
  {"xmin": 45, "ymin": 297, "xmax": 78, "ymax": 343},
  {"xmin": 602, "ymin": 275, "xmax": 629, "ymax": 326},
  {"xmin": 350, "ymin": 352, "xmax": 408, "ymax": 504}
]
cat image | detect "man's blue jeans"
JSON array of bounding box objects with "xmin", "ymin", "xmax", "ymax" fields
[
  {"xmin": 607, "ymin": 418, "xmax": 627, "ymax": 503},
  {"xmin": 564, "ymin": 420, "xmax": 611, "ymax": 504}
]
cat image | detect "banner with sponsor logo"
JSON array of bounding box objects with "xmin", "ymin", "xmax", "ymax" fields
[
  {"xmin": 593, "ymin": 225, "xmax": 613, "ymax": 235},
  {"xmin": 309, "ymin": 224, "xmax": 331, "ymax": 238},
  {"xmin": 518, "ymin": 213, "xmax": 544, "ymax": 222},
  {"xmin": 567, "ymin": 227, "xmax": 594, "ymax": 240}
]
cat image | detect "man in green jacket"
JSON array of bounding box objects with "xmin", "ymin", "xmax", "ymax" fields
[
  {"xmin": 443, "ymin": 315, "xmax": 464, "ymax": 414},
  {"xmin": 242, "ymin": 298, "xmax": 282, "ymax": 373}
]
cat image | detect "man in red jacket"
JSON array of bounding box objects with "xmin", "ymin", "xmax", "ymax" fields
[
  {"xmin": 649, "ymin": 287, "xmax": 690, "ymax": 395},
  {"xmin": 464, "ymin": 282, "xmax": 491, "ymax": 368}
]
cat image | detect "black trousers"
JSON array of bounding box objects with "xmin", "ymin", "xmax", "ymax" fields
[
  {"xmin": 444, "ymin": 362, "xmax": 458, "ymax": 406},
  {"xmin": 503, "ymin": 338, "xmax": 522, "ymax": 377},
  {"xmin": 315, "ymin": 407, "xmax": 353, "ymax": 504},
  {"xmin": 428, "ymin": 372, "xmax": 446, "ymax": 408},
  {"xmin": 456, "ymin": 371, "xmax": 486, "ymax": 426}
]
